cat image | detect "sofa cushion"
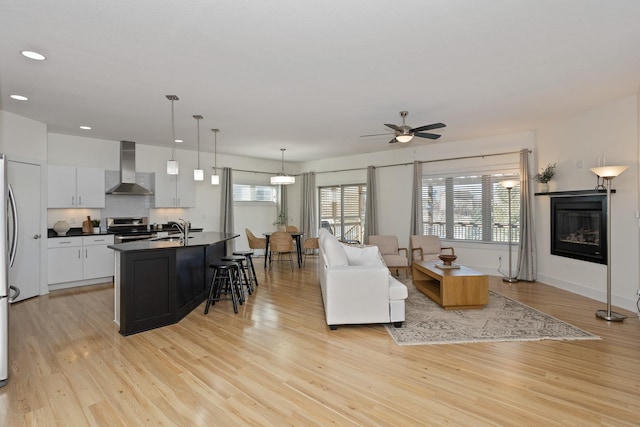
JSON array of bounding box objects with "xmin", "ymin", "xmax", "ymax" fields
[
  {"xmin": 342, "ymin": 244, "xmax": 383, "ymax": 266},
  {"xmin": 322, "ymin": 233, "xmax": 349, "ymax": 267}
]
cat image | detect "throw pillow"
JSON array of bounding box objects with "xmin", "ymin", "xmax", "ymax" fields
[
  {"xmin": 342, "ymin": 244, "xmax": 383, "ymax": 266},
  {"xmin": 322, "ymin": 233, "xmax": 349, "ymax": 267}
]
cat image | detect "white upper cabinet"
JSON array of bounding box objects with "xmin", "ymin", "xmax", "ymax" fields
[
  {"xmin": 153, "ymin": 172, "xmax": 195, "ymax": 208},
  {"xmin": 48, "ymin": 165, "xmax": 105, "ymax": 208}
]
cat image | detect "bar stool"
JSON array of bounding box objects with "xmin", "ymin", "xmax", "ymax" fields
[
  {"xmin": 233, "ymin": 250, "xmax": 259, "ymax": 289},
  {"xmin": 222, "ymin": 255, "xmax": 251, "ymax": 301},
  {"xmin": 205, "ymin": 261, "xmax": 242, "ymax": 314}
]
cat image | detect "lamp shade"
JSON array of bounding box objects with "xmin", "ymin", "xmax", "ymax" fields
[
  {"xmin": 211, "ymin": 174, "xmax": 220, "ymax": 185},
  {"xmin": 590, "ymin": 165, "xmax": 628, "ymax": 179},
  {"xmin": 500, "ymin": 180, "xmax": 518, "ymax": 189},
  {"xmin": 271, "ymin": 175, "xmax": 295, "ymax": 185},
  {"xmin": 194, "ymin": 169, "xmax": 204, "ymax": 181},
  {"xmin": 395, "ymin": 134, "xmax": 414, "ymax": 143}
]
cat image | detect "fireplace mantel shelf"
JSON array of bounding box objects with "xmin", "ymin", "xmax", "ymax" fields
[{"xmin": 535, "ymin": 189, "xmax": 615, "ymax": 196}]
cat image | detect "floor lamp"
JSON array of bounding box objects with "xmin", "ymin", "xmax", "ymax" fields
[
  {"xmin": 590, "ymin": 165, "xmax": 628, "ymax": 322},
  {"xmin": 500, "ymin": 180, "xmax": 519, "ymax": 283}
]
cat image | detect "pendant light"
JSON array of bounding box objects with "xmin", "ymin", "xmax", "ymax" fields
[
  {"xmin": 193, "ymin": 115, "xmax": 204, "ymax": 181},
  {"xmin": 166, "ymin": 95, "xmax": 179, "ymax": 175},
  {"xmin": 211, "ymin": 129, "xmax": 220, "ymax": 185},
  {"xmin": 270, "ymin": 148, "xmax": 295, "ymax": 185}
]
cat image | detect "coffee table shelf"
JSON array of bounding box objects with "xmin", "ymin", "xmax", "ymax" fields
[{"xmin": 412, "ymin": 261, "xmax": 489, "ymax": 310}]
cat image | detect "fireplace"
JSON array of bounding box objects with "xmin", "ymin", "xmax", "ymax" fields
[{"xmin": 550, "ymin": 195, "xmax": 607, "ymax": 264}]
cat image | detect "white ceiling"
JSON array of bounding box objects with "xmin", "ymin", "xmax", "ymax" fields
[{"xmin": 2, "ymin": 0, "xmax": 640, "ymax": 162}]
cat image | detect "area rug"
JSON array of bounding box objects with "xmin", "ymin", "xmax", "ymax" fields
[{"xmin": 385, "ymin": 281, "xmax": 599, "ymax": 345}]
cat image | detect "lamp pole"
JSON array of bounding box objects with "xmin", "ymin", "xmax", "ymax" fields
[
  {"xmin": 500, "ymin": 180, "xmax": 518, "ymax": 283},
  {"xmin": 590, "ymin": 165, "xmax": 628, "ymax": 321}
]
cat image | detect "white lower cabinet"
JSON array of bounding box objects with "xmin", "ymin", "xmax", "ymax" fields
[{"xmin": 48, "ymin": 235, "xmax": 115, "ymax": 286}]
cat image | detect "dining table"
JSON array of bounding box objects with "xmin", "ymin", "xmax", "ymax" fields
[{"xmin": 263, "ymin": 231, "xmax": 304, "ymax": 268}]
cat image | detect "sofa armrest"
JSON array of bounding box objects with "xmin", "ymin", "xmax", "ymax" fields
[
  {"xmin": 399, "ymin": 247, "xmax": 408, "ymax": 257},
  {"xmin": 411, "ymin": 247, "xmax": 423, "ymax": 261},
  {"xmin": 323, "ymin": 266, "xmax": 391, "ymax": 323}
]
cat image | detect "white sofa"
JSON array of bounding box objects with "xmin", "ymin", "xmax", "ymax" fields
[{"xmin": 317, "ymin": 229, "xmax": 408, "ymax": 330}]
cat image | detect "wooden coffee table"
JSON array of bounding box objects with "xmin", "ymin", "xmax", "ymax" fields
[{"xmin": 412, "ymin": 261, "xmax": 489, "ymax": 310}]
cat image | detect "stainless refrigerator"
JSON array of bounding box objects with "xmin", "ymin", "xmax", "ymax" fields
[{"xmin": 0, "ymin": 154, "xmax": 20, "ymax": 387}]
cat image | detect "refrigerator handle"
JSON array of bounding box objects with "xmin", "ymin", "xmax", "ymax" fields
[
  {"xmin": 8, "ymin": 285, "xmax": 20, "ymax": 303},
  {"xmin": 8, "ymin": 184, "xmax": 18, "ymax": 267}
]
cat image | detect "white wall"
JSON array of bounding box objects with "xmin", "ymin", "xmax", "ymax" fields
[
  {"xmin": 6, "ymin": 96, "xmax": 640, "ymax": 312},
  {"xmin": 535, "ymin": 95, "xmax": 639, "ymax": 312}
]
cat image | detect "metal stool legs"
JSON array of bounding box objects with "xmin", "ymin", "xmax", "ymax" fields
[
  {"xmin": 205, "ymin": 262, "xmax": 242, "ymax": 314},
  {"xmin": 233, "ymin": 250, "xmax": 259, "ymax": 289}
]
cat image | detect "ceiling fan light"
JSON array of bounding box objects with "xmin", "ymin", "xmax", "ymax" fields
[{"xmin": 396, "ymin": 134, "xmax": 414, "ymax": 143}]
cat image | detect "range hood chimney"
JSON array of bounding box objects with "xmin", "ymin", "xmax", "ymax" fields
[{"xmin": 106, "ymin": 141, "xmax": 153, "ymax": 195}]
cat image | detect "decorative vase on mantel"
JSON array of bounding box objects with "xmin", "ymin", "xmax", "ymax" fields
[{"xmin": 539, "ymin": 182, "xmax": 549, "ymax": 193}]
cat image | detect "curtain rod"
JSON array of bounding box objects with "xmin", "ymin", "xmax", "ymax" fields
[
  {"xmin": 231, "ymin": 149, "xmax": 531, "ymax": 176},
  {"xmin": 315, "ymin": 149, "xmax": 531, "ymax": 175}
]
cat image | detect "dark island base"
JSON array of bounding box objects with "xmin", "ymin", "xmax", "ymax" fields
[{"xmin": 116, "ymin": 239, "xmax": 228, "ymax": 336}]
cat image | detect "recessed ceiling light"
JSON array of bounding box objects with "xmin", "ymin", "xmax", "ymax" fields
[
  {"xmin": 10, "ymin": 94, "xmax": 28, "ymax": 101},
  {"xmin": 175, "ymin": 139, "xmax": 183, "ymax": 143},
  {"xmin": 80, "ymin": 126, "xmax": 92, "ymax": 130},
  {"xmin": 20, "ymin": 50, "xmax": 46, "ymax": 61}
]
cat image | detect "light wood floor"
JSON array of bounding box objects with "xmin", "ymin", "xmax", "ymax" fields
[{"xmin": 1, "ymin": 257, "xmax": 639, "ymax": 426}]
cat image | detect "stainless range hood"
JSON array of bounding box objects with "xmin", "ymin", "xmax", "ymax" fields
[{"xmin": 106, "ymin": 141, "xmax": 153, "ymax": 195}]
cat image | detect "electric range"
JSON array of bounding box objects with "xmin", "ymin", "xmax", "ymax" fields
[{"xmin": 107, "ymin": 216, "xmax": 155, "ymax": 243}]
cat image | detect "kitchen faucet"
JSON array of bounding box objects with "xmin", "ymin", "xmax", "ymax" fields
[{"xmin": 172, "ymin": 218, "xmax": 189, "ymax": 241}]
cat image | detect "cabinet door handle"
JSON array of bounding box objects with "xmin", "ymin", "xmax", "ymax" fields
[
  {"xmin": 78, "ymin": 196, "xmax": 82, "ymax": 206},
  {"xmin": 85, "ymin": 249, "xmax": 88, "ymax": 258},
  {"xmin": 78, "ymin": 249, "xmax": 81, "ymax": 259},
  {"xmin": 72, "ymin": 196, "xmax": 75, "ymax": 206},
  {"xmin": 59, "ymin": 241, "xmax": 73, "ymax": 244}
]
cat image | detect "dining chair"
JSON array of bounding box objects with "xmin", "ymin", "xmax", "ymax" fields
[
  {"xmin": 245, "ymin": 228, "xmax": 267, "ymax": 253},
  {"xmin": 368, "ymin": 235, "xmax": 410, "ymax": 276},
  {"xmin": 268, "ymin": 231, "xmax": 295, "ymax": 271},
  {"xmin": 302, "ymin": 237, "xmax": 319, "ymax": 266}
]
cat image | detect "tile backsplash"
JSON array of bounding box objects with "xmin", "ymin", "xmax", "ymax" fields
[{"xmin": 102, "ymin": 170, "xmax": 154, "ymax": 219}]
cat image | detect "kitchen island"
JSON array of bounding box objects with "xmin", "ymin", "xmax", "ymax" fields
[{"xmin": 109, "ymin": 231, "xmax": 239, "ymax": 335}]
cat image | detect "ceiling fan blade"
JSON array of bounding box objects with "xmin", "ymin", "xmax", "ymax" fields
[
  {"xmin": 414, "ymin": 132, "xmax": 442, "ymax": 140},
  {"xmin": 360, "ymin": 132, "xmax": 394, "ymax": 137},
  {"xmin": 385, "ymin": 123, "xmax": 401, "ymax": 131},
  {"xmin": 388, "ymin": 138, "xmax": 397, "ymax": 144},
  {"xmin": 411, "ymin": 122, "xmax": 446, "ymax": 133}
]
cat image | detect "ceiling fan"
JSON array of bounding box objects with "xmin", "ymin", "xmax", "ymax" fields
[{"xmin": 362, "ymin": 111, "xmax": 446, "ymax": 144}]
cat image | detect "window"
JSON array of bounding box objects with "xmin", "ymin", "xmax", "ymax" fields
[
  {"xmin": 319, "ymin": 184, "xmax": 366, "ymax": 242},
  {"xmin": 233, "ymin": 184, "xmax": 277, "ymax": 203},
  {"xmin": 422, "ymin": 172, "xmax": 520, "ymax": 243}
]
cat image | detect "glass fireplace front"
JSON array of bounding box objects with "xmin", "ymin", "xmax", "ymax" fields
[{"xmin": 550, "ymin": 195, "xmax": 607, "ymax": 264}]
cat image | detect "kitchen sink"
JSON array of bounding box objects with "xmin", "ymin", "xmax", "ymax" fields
[{"xmin": 150, "ymin": 236, "xmax": 183, "ymax": 242}]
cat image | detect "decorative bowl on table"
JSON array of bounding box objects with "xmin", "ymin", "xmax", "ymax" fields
[{"xmin": 438, "ymin": 254, "xmax": 458, "ymax": 266}]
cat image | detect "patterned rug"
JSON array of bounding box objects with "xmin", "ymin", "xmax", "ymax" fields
[{"xmin": 385, "ymin": 281, "xmax": 599, "ymax": 345}]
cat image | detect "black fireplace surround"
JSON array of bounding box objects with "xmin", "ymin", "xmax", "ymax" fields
[{"xmin": 550, "ymin": 194, "xmax": 607, "ymax": 264}]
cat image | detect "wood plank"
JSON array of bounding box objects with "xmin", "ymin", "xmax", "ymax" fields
[{"xmin": 2, "ymin": 260, "xmax": 639, "ymax": 425}]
